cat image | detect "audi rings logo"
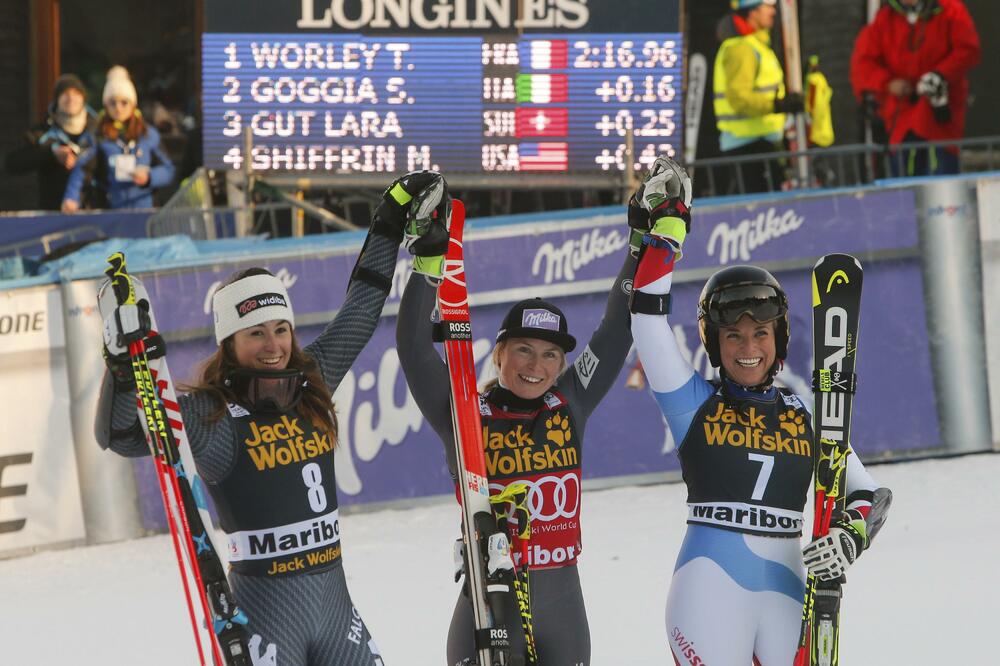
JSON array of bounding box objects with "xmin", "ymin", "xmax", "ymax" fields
[{"xmin": 491, "ymin": 473, "xmax": 580, "ymax": 522}]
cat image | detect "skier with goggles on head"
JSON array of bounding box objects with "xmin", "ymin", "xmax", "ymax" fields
[{"xmin": 627, "ymin": 156, "xmax": 892, "ymax": 665}]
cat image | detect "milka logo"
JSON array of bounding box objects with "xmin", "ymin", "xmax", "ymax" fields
[
  {"xmin": 522, "ymin": 309, "xmax": 559, "ymax": 330},
  {"xmin": 532, "ymin": 227, "xmax": 627, "ymax": 284},
  {"xmin": 706, "ymin": 207, "xmax": 805, "ymax": 265},
  {"xmin": 203, "ymin": 268, "xmax": 298, "ymax": 315}
]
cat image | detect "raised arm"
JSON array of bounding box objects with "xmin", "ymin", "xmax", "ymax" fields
[
  {"xmin": 306, "ymin": 171, "xmax": 446, "ymax": 394},
  {"xmin": 396, "ymin": 272, "xmax": 457, "ymax": 473},
  {"xmin": 628, "ymin": 158, "xmax": 714, "ymax": 445},
  {"xmin": 557, "ymin": 250, "xmax": 637, "ymax": 423}
]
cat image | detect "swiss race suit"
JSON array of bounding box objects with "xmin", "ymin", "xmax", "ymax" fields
[{"xmin": 631, "ymin": 258, "xmax": 879, "ymax": 666}]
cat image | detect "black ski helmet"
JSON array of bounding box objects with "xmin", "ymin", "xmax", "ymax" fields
[{"xmin": 697, "ymin": 265, "xmax": 790, "ymax": 368}]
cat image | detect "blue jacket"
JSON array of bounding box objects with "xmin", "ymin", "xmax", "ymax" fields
[{"xmin": 64, "ymin": 125, "xmax": 174, "ymax": 209}]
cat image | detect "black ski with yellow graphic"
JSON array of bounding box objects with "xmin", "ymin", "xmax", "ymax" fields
[{"xmin": 794, "ymin": 254, "xmax": 863, "ymax": 666}]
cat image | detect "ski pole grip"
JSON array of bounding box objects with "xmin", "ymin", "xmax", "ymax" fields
[{"xmin": 105, "ymin": 252, "xmax": 137, "ymax": 306}]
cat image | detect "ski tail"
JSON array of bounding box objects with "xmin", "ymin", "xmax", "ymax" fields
[
  {"xmin": 794, "ymin": 254, "xmax": 864, "ymax": 666},
  {"xmin": 103, "ymin": 253, "xmax": 250, "ymax": 666}
]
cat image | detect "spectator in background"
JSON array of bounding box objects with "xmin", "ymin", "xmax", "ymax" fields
[
  {"xmin": 4, "ymin": 74, "xmax": 97, "ymax": 210},
  {"xmin": 62, "ymin": 66, "xmax": 175, "ymax": 212},
  {"xmin": 850, "ymin": 0, "xmax": 980, "ymax": 177},
  {"xmin": 713, "ymin": 0, "xmax": 804, "ymax": 195}
]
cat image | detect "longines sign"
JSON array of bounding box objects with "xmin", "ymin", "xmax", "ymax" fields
[{"xmin": 205, "ymin": 0, "xmax": 679, "ymax": 33}]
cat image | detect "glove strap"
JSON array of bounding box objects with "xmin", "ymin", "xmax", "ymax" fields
[
  {"xmin": 388, "ymin": 182, "xmax": 413, "ymax": 205},
  {"xmin": 412, "ymin": 255, "xmax": 444, "ymax": 278},
  {"xmin": 650, "ymin": 215, "xmax": 688, "ymax": 244},
  {"xmin": 629, "ymin": 290, "xmax": 671, "ymax": 315}
]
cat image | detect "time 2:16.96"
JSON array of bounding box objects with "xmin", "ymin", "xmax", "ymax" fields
[{"xmin": 572, "ymin": 40, "xmax": 679, "ymax": 69}]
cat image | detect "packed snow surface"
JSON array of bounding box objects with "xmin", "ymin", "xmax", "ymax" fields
[{"xmin": 1, "ymin": 453, "xmax": 993, "ymax": 665}]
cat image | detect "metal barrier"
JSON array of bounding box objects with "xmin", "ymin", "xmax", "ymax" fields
[
  {"xmin": 148, "ymin": 167, "xmax": 361, "ymax": 240},
  {"xmin": 691, "ymin": 136, "xmax": 1000, "ymax": 197},
  {"xmin": 0, "ymin": 224, "xmax": 106, "ymax": 259}
]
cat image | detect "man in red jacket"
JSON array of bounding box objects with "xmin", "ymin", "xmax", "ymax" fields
[{"xmin": 850, "ymin": 0, "xmax": 980, "ymax": 176}]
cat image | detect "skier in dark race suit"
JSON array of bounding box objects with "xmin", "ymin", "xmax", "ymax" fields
[
  {"xmin": 627, "ymin": 156, "xmax": 893, "ymax": 664},
  {"xmin": 395, "ymin": 186, "xmax": 638, "ymax": 664},
  {"xmin": 95, "ymin": 171, "xmax": 447, "ymax": 666}
]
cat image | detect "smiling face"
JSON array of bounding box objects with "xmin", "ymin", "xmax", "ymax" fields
[
  {"xmin": 718, "ymin": 315, "xmax": 777, "ymax": 387},
  {"xmin": 497, "ymin": 338, "xmax": 565, "ymax": 400},
  {"xmin": 231, "ymin": 320, "xmax": 293, "ymax": 371}
]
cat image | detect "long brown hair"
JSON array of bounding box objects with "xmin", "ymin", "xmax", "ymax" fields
[
  {"xmin": 97, "ymin": 108, "xmax": 148, "ymax": 143},
  {"xmin": 184, "ymin": 269, "xmax": 338, "ymax": 444}
]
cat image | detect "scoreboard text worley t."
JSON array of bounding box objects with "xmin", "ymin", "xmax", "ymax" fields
[{"xmin": 203, "ymin": 0, "xmax": 682, "ymax": 176}]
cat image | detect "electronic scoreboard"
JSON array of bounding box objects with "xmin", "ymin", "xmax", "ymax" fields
[{"xmin": 203, "ymin": 0, "xmax": 682, "ymax": 179}]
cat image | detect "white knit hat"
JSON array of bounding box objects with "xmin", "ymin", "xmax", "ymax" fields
[
  {"xmin": 103, "ymin": 65, "xmax": 138, "ymax": 106},
  {"xmin": 212, "ymin": 274, "xmax": 295, "ymax": 344}
]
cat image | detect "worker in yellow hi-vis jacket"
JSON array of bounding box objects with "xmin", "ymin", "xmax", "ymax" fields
[{"xmin": 713, "ymin": 0, "xmax": 804, "ymax": 195}]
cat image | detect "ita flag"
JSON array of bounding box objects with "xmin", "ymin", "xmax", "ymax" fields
[
  {"xmin": 515, "ymin": 108, "xmax": 569, "ymax": 138},
  {"xmin": 516, "ymin": 74, "xmax": 568, "ymax": 104},
  {"xmin": 528, "ymin": 40, "xmax": 569, "ymax": 70},
  {"xmin": 519, "ymin": 142, "xmax": 568, "ymax": 171}
]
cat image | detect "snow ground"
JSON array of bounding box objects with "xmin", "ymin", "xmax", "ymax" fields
[{"xmin": 1, "ymin": 453, "xmax": 995, "ymax": 665}]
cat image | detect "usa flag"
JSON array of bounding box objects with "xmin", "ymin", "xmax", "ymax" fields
[
  {"xmin": 529, "ymin": 39, "xmax": 569, "ymax": 70},
  {"xmin": 519, "ymin": 142, "xmax": 569, "ymax": 171}
]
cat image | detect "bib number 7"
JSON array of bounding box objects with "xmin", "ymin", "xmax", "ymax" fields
[{"xmin": 747, "ymin": 453, "xmax": 774, "ymax": 501}]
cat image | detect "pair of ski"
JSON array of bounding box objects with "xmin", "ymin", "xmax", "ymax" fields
[
  {"xmin": 436, "ymin": 200, "xmax": 538, "ymax": 666},
  {"xmin": 793, "ymin": 254, "xmax": 864, "ymax": 666},
  {"xmin": 100, "ymin": 254, "xmax": 251, "ymax": 665}
]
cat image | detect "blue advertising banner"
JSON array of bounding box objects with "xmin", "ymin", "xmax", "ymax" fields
[{"xmin": 129, "ymin": 188, "xmax": 935, "ymax": 528}]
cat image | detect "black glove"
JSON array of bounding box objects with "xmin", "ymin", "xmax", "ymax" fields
[
  {"xmin": 773, "ymin": 92, "xmax": 805, "ymax": 115},
  {"xmin": 628, "ymin": 156, "xmax": 692, "ymax": 257},
  {"xmin": 403, "ymin": 177, "xmax": 451, "ymax": 258},
  {"xmin": 371, "ymin": 170, "xmax": 447, "ymax": 243}
]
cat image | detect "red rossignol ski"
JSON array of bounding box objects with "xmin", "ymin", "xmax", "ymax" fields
[
  {"xmin": 436, "ymin": 201, "xmax": 528, "ymax": 665},
  {"xmin": 101, "ymin": 254, "xmax": 250, "ymax": 666}
]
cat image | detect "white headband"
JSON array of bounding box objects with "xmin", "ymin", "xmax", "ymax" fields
[{"xmin": 212, "ymin": 274, "xmax": 295, "ymax": 344}]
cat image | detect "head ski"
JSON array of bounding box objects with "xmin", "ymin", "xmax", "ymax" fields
[{"xmin": 794, "ymin": 253, "xmax": 864, "ymax": 666}]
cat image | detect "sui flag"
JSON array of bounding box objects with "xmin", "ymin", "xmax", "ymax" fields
[
  {"xmin": 516, "ymin": 74, "xmax": 569, "ymax": 104},
  {"xmin": 519, "ymin": 142, "xmax": 568, "ymax": 171},
  {"xmin": 529, "ymin": 40, "xmax": 569, "ymax": 70},
  {"xmin": 515, "ymin": 108, "xmax": 569, "ymax": 138}
]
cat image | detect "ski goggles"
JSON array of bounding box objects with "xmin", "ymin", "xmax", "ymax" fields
[
  {"xmin": 227, "ymin": 367, "xmax": 306, "ymax": 413},
  {"xmin": 703, "ymin": 284, "xmax": 787, "ymax": 326}
]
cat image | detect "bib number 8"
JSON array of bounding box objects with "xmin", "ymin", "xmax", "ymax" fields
[{"xmin": 302, "ymin": 462, "xmax": 328, "ymax": 513}]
